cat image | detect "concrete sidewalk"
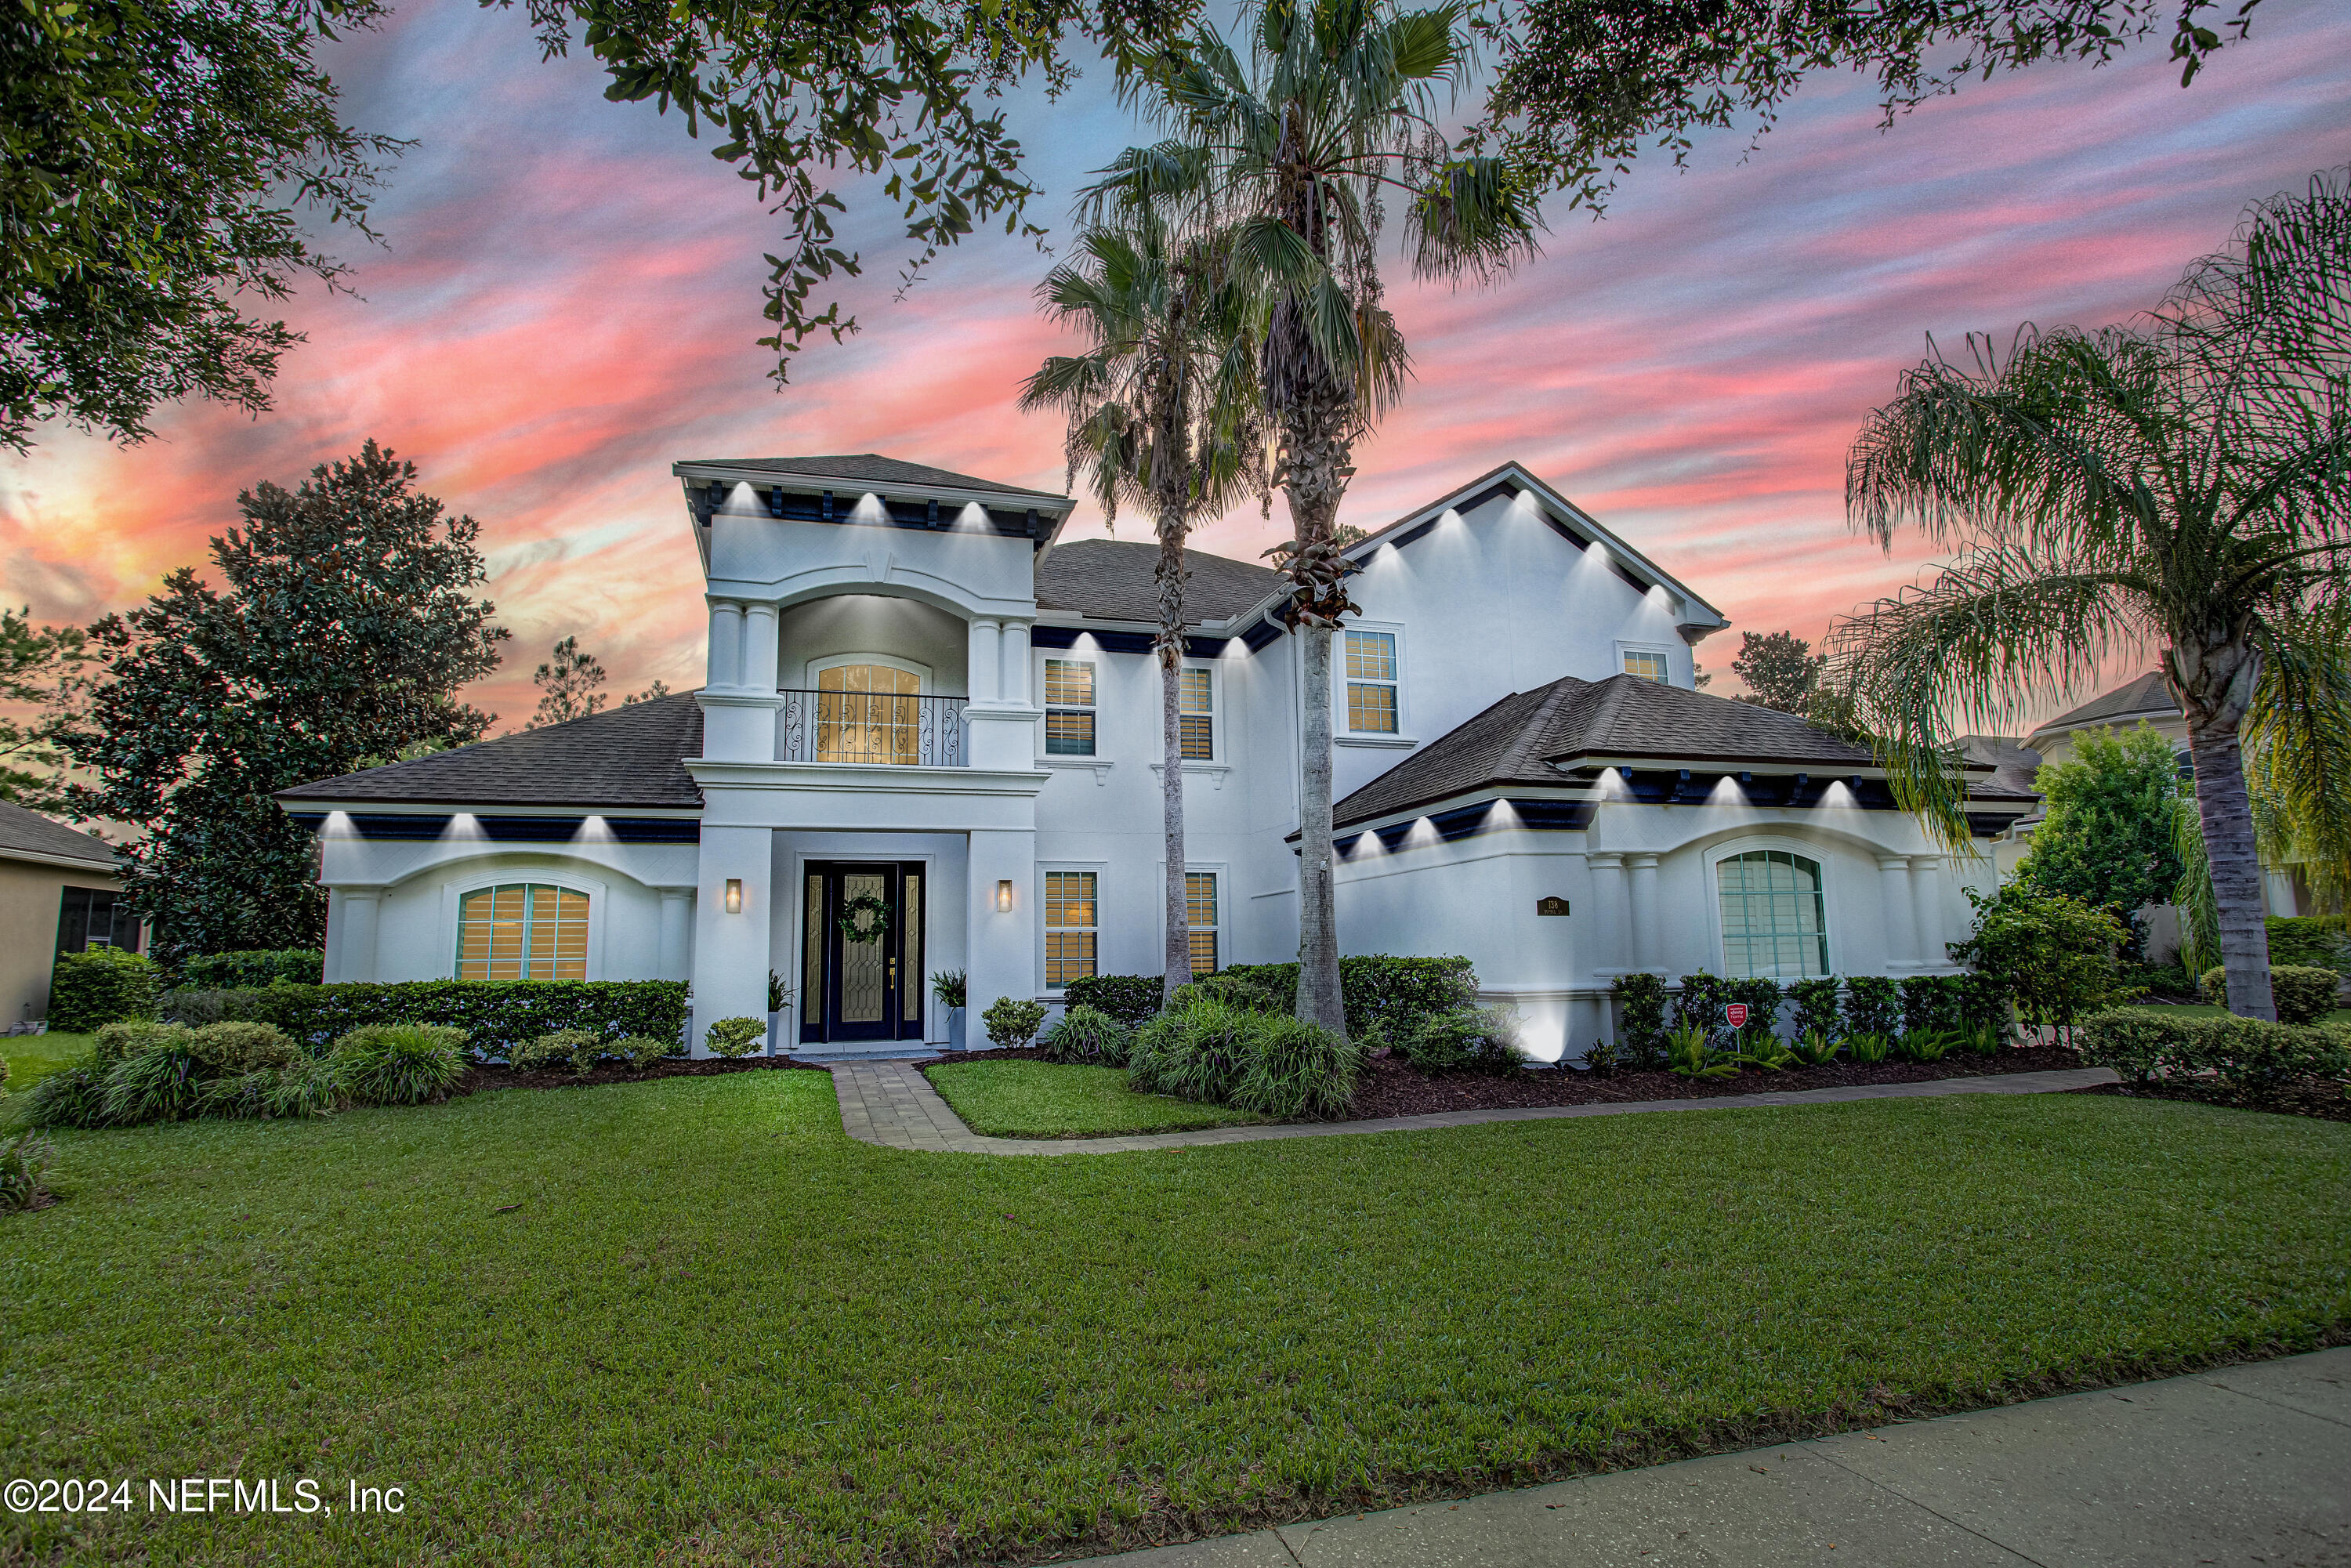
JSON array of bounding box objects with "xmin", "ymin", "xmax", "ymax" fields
[{"xmin": 1073, "ymin": 1349, "xmax": 2351, "ymax": 1567}]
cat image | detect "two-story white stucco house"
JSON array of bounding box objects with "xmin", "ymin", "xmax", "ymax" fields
[{"xmin": 275, "ymin": 454, "xmax": 2037, "ymax": 1062}]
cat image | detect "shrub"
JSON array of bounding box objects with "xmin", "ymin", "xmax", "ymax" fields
[
  {"xmin": 232, "ymin": 980, "xmax": 689, "ymax": 1059},
  {"xmin": 1891, "ymin": 1028, "xmax": 1954, "ymax": 1063},
  {"xmin": 1665, "ymin": 1023, "xmax": 1737, "ymax": 1078},
  {"xmin": 513, "ymin": 1029, "xmax": 607, "ymax": 1074},
  {"xmin": 1844, "ymin": 1031, "xmax": 1893, "ymax": 1064},
  {"xmin": 1222, "ymin": 955, "xmax": 1480, "ymax": 1037},
  {"xmin": 1038, "ymin": 1005, "xmax": 1133, "ymax": 1066},
  {"xmin": 101, "ymin": 1037, "xmax": 208, "ymax": 1124},
  {"xmin": 197, "ymin": 1059, "xmax": 339, "ymax": 1119},
  {"xmin": 1956, "ymin": 971, "xmax": 2013, "ymax": 1033},
  {"xmin": 1948, "ymin": 882, "xmax": 2128, "ymax": 1030},
  {"xmin": 1726, "ymin": 976, "xmax": 1783, "ymax": 1045},
  {"xmin": 330, "ymin": 1024, "xmax": 470, "ymax": 1106},
  {"xmin": 1900, "ymin": 975, "xmax": 1968, "ymax": 1036},
  {"xmin": 2265, "ymin": 914, "xmax": 2349, "ymax": 974},
  {"xmin": 981, "ymin": 997, "xmax": 1048, "ymax": 1050},
  {"xmin": 1841, "ymin": 976, "xmax": 1900, "ymax": 1040},
  {"xmin": 94, "ymin": 1018, "xmax": 191, "ymax": 1065},
  {"xmin": 1179, "ymin": 972, "xmax": 1284, "ymax": 1014},
  {"xmin": 610, "ymin": 1034, "xmax": 678, "ymax": 1068},
  {"xmin": 702, "ymin": 1016, "xmax": 767, "ymax": 1058},
  {"xmin": 1785, "ymin": 977, "xmax": 1841, "ymax": 1041},
  {"xmin": 1790, "ymin": 1028, "xmax": 1840, "ymax": 1066},
  {"xmin": 1, "ymin": 1132, "xmax": 56, "ymax": 1212},
  {"xmin": 1058, "ymin": 973, "xmax": 1162, "ymax": 1029},
  {"xmin": 929, "ymin": 969, "xmax": 968, "ymax": 1010},
  {"xmin": 20, "ymin": 1063, "xmax": 110, "ymax": 1128},
  {"xmin": 1672, "ymin": 972, "xmax": 1734, "ymax": 1041},
  {"xmin": 1128, "ymin": 994, "xmax": 1259, "ymax": 1103},
  {"xmin": 1396, "ymin": 1006, "xmax": 1525, "ymax": 1073},
  {"xmin": 2197, "ymin": 965, "xmax": 2341, "ymax": 1023},
  {"xmin": 1611, "ymin": 972, "xmax": 1669, "ymax": 1070},
  {"xmin": 47, "ymin": 947, "xmax": 159, "ymax": 1033},
  {"xmin": 2077, "ymin": 1009, "xmax": 2351, "ymax": 1088},
  {"xmin": 179, "ymin": 948, "xmax": 324, "ymax": 989},
  {"xmin": 1230, "ymin": 1014, "xmax": 1358, "ymax": 1120},
  {"xmin": 186, "ymin": 1022, "xmax": 299, "ymax": 1074},
  {"xmin": 158, "ymin": 987, "xmax": 273, "ymax": 1027}
]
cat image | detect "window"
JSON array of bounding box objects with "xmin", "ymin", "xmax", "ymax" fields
[
  {"xmin": 1179, "ymin": 668, "xmax": 1215, "ymax": 759},
  {"xmin": 1044, "ymin": 658, "xmax": 1096, "ymax": 755},
  {"xmin": 1186, "ymin": 872, "xmax": 1219, "ymax": 976},
  {"xmin": 56, "ymin": 886, "xmax": 135, "ymax": 954},
  {"xmin": 1622, "ymin": 649, "xmax": 1669, "ymax": 681},
  {"xmin": 816, "ymin": 663, "xmax": 920, "ymax": 764},
  {"xmin": 1716, "ymin": 851, "xmax": 1829, "ymax": 979},
  {"xmin": 456, "ymin": 884, "xmax": 589, "ymax": 980},
  {"xmin": 1345, "ymin": 629, "xmax": 1399, "ymax": 733},
  {"xmin": 1044, "ymin": 871, "xmax": 1097, "ymax": 987}
]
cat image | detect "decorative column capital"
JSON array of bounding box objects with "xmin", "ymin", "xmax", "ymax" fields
[{"xmin": 1588, "ymin": 852, "xmax": 1626, "ymax": 870}]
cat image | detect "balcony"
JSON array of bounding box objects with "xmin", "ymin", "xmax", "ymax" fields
[{"xmin": 777, "ymin": 687, "xmax": 967, "ymax": 767}]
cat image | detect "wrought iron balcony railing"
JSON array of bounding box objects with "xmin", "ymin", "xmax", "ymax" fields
[{"xmin": 777, "ymin": 688, "xmax": 966, "ymax": 767}]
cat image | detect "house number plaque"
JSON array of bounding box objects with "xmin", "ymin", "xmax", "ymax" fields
[{"xmin": 1535, "ymin": 896, "xmax": 1570, "ymax": 917}]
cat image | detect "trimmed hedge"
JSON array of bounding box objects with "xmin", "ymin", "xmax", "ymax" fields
[
  {"xmin": 226, "ymin": 980, "xmax": 689, "ymax": 1059},
  {"xmin": 1221, "ymin": 955, "xmax": 1479, "ymax": 1037},
  {"xmin": 1842, "ymin": 976, "xmax": 1900, "ymax": 1040},
  {"xmin": 2264, "ymin": 915, "xmax": 2349, "ymax": 974},
  {"xmin": 2076, "ymin": 1008, "xmax": 2351, "ymax": 1088},
  {"xmin": 179, "ymin": 948, "xmax": 324, "ymax": 988},
  {"xmin": 1058, "ymin": 973, "xmax": 1164, "ymax": 1030},
  {"xmin": 47, "ymin": 947, "xmax": 159, "ymax": 1033},
  {"xmin": 1610, "ymin": 973, "xmax": 1669, "ymax": 1070},
  {"xmin": 2200, "ymin": 964, "xmax": 2342, "ymax": 1024}
]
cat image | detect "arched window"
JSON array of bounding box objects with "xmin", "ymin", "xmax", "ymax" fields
[
  {"xmin": 1716, "ymin": 850, "xmax": 1829, "ymax": 978},
  {"xmin": 455, "ymin": 885, "xmax": 589, "ymax": 980},
  {"xmin": 816, "ymin": 663, "xmax": 921, "ymax": 764}
]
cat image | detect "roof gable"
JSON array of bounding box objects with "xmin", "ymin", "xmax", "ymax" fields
[{"xmin": 2028, "ymin": 672, "xmax": 2179, "ymax": 742}]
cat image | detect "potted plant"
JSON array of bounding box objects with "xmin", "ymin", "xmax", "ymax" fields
[
  {"xmin": 766, "ymin": 970, "xmax": 792, "ymax": 1056},
  {"xmin": 932, "ymin": 970, "xmax": 967, "ymax": 1050}
]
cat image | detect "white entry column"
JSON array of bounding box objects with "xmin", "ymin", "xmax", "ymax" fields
[
  {"xmin": 1627, "ymin": 853, "xmax": 1661, "ymax": 973},
  {"xmin": 1877, "ymin": 854, "xmax": 1918, "ymax": 971},
  {"xmin": 966, "ymin": 828, "xmax": 1038, "ymax": 1023},
  {"xmin": 1908, "ymin": 854, "xmax": 1946, "ymax": 970},
  {"xmin": 1588, "ymin": 853, "xmax": 1630, "ymax": 973},
  {"xmin": 689, "ymin": 826, "xmax": 773, "ymax": 1055},
  {"xmin": 657, "ymin": 888, "xmax": 695, "ymax": 983},
  {"xmin": 967, "ymin": 618, "xmax": 1002, "ymax": 702}
]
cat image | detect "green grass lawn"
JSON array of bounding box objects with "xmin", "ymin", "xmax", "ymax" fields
[
  {"xmin": 1, "ymin": 1030, "xmax": 91, "ymax": 1095},
  {"xmin": 3, "ymin": 1074, "xmax": 2346, "ymax": 1566},
  {"xmin": 925, "ymin": 1059, "xmax": 1266, "ymax": 1136}
]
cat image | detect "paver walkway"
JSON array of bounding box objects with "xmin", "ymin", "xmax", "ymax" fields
[
  {"xmin": 1069, "ymin": 1346, "xmax": 2351, "ymax": 1567},
  {"xmin": 827, "ymin": 1059, "xmax": 2121, "ymax": 1155}
]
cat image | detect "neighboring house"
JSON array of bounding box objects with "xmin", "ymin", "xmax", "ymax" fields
[
  {"xmin": 275, "ymin": 455, "xmax": 2037, "ymax": 1062},
  {"xmin": 0, "ymin": 800, "xmax": 140, "ymax": 1027}
]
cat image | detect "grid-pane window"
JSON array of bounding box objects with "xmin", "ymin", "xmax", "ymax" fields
[
  {"xmin": 55, "ymin": 886, "xmax": 136, "ymax": 954},
  {"xmin": 1045, "ymin": 871, "xmax": 1098, "ymax": 987},
  {"xmin": 1716, "ymin": 851, "xmax": 1829, "ymax": 979},
  {"xmin": 816, "ymin": 664, "xmax": 921, "ymax": 764},
  {"xmin": 1185, "ymin": 872, "xmax": 1219, "ymax": 976},
  {"xmin": 1345, "ymin": 630, "xmax": 1399, "ymax": 733},
  {"xmin": 1045, "ymin": 658, "xmax": 1096, "ymax": 756},
  {"xmin": 456, "ymin": 884, "xmax": 589, "ymax": 980},
  {"xmin": 1622, "ymin": 650, "xmax": 1669, "ymax": 681},
  {"xmin": 1179, "ymin": 668, "xmax": 1214, "ymax": 760}
]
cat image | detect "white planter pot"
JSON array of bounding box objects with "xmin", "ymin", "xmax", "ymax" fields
[
  {"xmin": 947, "ymin": 1007, "xmax": 965, "ymax": 1051},
  {"xmin": 767, "ymin": 1009, "xmax": 787, "ymax": 1056}
]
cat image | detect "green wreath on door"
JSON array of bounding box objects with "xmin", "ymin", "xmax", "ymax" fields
[{"xmin": 836, "ymin": 893, "xmax": 893, "ymax": 945}]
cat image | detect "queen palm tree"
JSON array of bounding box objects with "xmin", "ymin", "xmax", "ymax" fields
[
  {"xmin": 1089, "ymin": 0, "xmax": 1542, "ymax": 1037},
  {"xmin": 1020, "ymin": 212, "xmax": 1264, "ymax": 1005},
  {"xmin": 1829, "ymin": 172, "xmax": 2351, "ymax": 1020}
]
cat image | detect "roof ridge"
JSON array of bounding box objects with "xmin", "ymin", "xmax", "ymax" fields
[{"xmin": 1493, "ymin": 679, "xmax": 1587, "ymax": 777}]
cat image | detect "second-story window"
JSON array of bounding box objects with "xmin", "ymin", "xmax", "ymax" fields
[
  {"xmin": 1045, "ymin": 658, "xmax": 1096, "ymax": 755},
  {"xmin": 1179, "ymin": 668, "xmax": 1215, "ymax": 759},
  {"xmin": 1345, "ymin": 629, "xmax": 1400, "ymax": 733},
  {"xmin": 1622, "ymin": 650, "xmax": 1670, "ymax": 681}
]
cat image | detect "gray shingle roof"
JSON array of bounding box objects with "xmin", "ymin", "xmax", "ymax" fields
[
  {"xmin": 1954, "ymin": 734, "xmax": 2045, "ymax": 798},
  {"xmin": 674, "ymin": 454, "xmax": 1066, "ymax": 501},
  {"xmin": 1334, "ymin": 675, "xmax": 1896, "ymax": 826},
  {"xmin": 1035, "ymin": 539, "xmax": 1287, "ymax": 625},
  {"xmin": 2029, "ymin": 671, "xmax": 2179, "ymax": 741},
  {"xmin": 276, "ymin": 692, "xmax": 705, "ymax": 809},
  {"xmin": 0, "ymin": 800, "xmax": 119, "ymax": 867}
]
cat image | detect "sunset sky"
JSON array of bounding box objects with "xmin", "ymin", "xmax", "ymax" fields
[{"xmin": 3, "ymin": 0, "xmax": 2347, "ymax": 729}]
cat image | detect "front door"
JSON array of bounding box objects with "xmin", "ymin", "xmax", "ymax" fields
[{"xmin": 800, "ymin": 862, "xmax": 926, "ymax": 1045}]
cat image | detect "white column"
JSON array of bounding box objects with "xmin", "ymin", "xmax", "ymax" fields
[
  {"xmin": 1628, "ymin": 853, "xmax": 1661, "ymax": 974},
  {"xmin": 336, "ymin": 889, "xmax": 382, "ymax": 983},
  {"xmin": 1908, "ymin": 854, "xmax": 1946, "ymax": 970},
  {"xmin": 1588, "ymin": 853, "xmax": 1629, "ymax": 974},
  {"xmin": 688, "ymin": 826, "xmax": 773, "ymax": 1056},
  {"xmin": 657, "ymin": 889, "xmax": 694, "ymax": 983},
  {"xmin": 999, "ymin": 621, "xmax": 1032, "ymax": 706},
  {"xmin": 1877, "ymin": 854, "xmax": 1918, "ymax": 971},
  {"xmin": 707, "ymin": 601, "xmax": 745, "ymax": 689},
  {"xmin": 741, "ymin": 602, "xmax": 781, "ymax": 693},
  {"xmin": 966, "ymin": 827, "xmax": 1038, "ymax": 1021},
  {"xmin": 968, "ymin": 618, "xmax": 1002, "ymax": 702}
]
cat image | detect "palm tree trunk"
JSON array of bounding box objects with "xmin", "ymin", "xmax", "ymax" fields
[
  {"xmin": 1296, "ymin": 621, "xmax": 1343, "ymax": 1036},
  {"xmin": 1157, "ymin": 530, "xmax": 1191, "ymax": 1007},
  {"xmin": 2172, "ymin": 638, "xmax": 2276, "ymax": 1020}
]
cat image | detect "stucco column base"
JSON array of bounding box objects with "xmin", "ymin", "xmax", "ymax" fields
[{"xmin": 964, "ymin": 704, "xmax": 1044, "ymax": 772}]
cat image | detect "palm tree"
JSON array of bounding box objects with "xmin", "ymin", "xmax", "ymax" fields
[
  {"xmin": 1090, "ymin": 0, "xmax": 1542, "ymax": 1037},
  {"xmin": 1828, "ymin": 172, "xmax": 2351, "ymax": 1020},
  {"xmin": 1020, "ymin": 212, "xmax": 1264, "ymax": 1005}
]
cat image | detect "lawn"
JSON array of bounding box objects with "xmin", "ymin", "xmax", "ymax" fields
[
  {"xmin": 1, "ymin": 1031, "xmax": 91, "ymax": 1096},
  {"xmin": 3, "ymin": 1074, "xmax": 2347, "ymax": 1567},
  {"xmin": 924, "ymin": 1059, "xmax": 1266, "ymax": 1136}
]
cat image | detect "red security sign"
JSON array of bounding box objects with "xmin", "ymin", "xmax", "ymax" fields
[{"xmin": 1723, "ymin": 1002, "xmax": 1750, "ymax": 1029}]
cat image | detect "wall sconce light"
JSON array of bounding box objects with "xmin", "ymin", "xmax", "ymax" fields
[
  {"xmin": 725, "ymin": 878, "xmax": 743, "ymax": 914},
  {"xmin": 995, "ymin": 879, "xmax": 1013, "ymax": 913}
]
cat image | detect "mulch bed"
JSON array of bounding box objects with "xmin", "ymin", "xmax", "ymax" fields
[
  {"xmin": 1342, "ymin": 1045, "xmax": 2087, "ymax": 1120},
  {"xmin": 456, "ymin": 1054, "xmax": 831, "ymax": 1096},
  {"xmin": 2070, "ymin": 1077, "xmax": 2351, "ymax": 1123}
]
